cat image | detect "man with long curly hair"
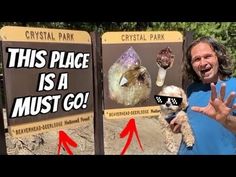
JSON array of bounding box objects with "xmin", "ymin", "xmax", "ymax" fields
[{"xmin": 171, "ymin": 36, "xmax": 236, "ymax": 154}]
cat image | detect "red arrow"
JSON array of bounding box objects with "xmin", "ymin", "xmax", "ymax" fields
[
  {"xmin": 57, "ymin": 130, "xmax": 78, "ymax": 155},
  {"xmin": 120, "ymin": 118, "xmax": 144, "ymax": 155}
]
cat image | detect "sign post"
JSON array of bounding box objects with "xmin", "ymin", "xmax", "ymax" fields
[
  {"xmin": 102, "ymin": 31, "xmax": 183, "ymax": 120},
  {"xmin": 0, "ymin": 26, "xmax": 94, "ymax": 138},
  {"xmin": 0, "ymin": 79, "xmax": 7, "ymax": 155}
]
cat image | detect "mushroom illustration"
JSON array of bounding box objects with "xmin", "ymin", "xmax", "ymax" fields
[{"xmin": 156, "ymin": 47, "xmax": 175, "ymax": 87}]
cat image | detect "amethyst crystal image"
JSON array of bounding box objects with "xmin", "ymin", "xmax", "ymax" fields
[{"xmin": 108, "ymin": 47, "xmax": 151, "ymax": 106}]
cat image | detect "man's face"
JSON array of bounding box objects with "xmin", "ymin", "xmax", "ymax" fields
[{"xmin": 191, "ymin": 42, "xmax": 219, "ymax": 84}]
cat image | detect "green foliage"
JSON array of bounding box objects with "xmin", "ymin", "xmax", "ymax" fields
[{"xmin": 0, "ymin": 22, "xmax": 235, "ymax": 75}]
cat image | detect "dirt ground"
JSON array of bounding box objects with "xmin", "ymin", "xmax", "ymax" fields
[{"xmin": 2, "ymin": 110, "xmax": 181, "ymax": 155}]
